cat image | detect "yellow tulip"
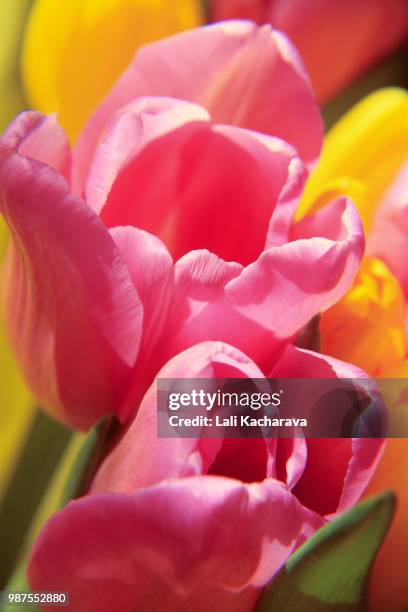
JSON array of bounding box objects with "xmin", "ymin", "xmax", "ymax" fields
[
  {"xmin": 304, "ymin": 88, "xmax": 408, "ymax": 375},
  {"xmin": 298, "ymin": 87, "xmax": 408, "ymax": 233},
  {"xmin": 320, "ymin": 257, "xmax": 406, "ymax": 375},
  {"xmin": 22, "ymin": 0, "xmax": 203, "ymax": 141},
  {"xmin": 309, "ymin": 89, "xmax": 408, "ymax": 610}
]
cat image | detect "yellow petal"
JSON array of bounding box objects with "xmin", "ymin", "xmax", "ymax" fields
[
  {"xmin": 22, "ymin": 0, "xmax": 203, "ymax": 141},
  {"xmin": 296, "ymin": 176, "xmax": 371, "ymax": 224},
  {"xmin": 320, "ymin": 257, "xmax": 406, "ymax": 376},
  {"xmin": 298, "ymin": 88, "xmax": 408, "ymax": 231},
  {"xmin": 0, "ymin": 0, "xmax": 32, "ymax": 130}
]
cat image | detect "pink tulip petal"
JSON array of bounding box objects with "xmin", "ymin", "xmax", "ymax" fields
[
  {"xmin": 93, "ymin": 340, "xmax": 268, "ymax": 489},
  {"xmin": 271, "ymin": 345, "xmax": 384, "ymax": 516},
  {"xmin": 29, "ymin": 477, "xmax": 323, "ymax": 611},
  {"xmin": 225, "ymin": 197, "xmax": 364, "ymax": 338},
  {"xmin": 2, "ymin": 111, "xmax": 71, "ymax": 180},
  {"xmin": 266, "ymin": 156, "xmax": 308, "ymax": 247},
  {"xmin": 0, "ymin": 151, "xmax": 143, "ymax": 429},
  {"xmin": 152, "ymin": 249, "xmax": 263, "ymax": 368},
  {"xmin": 275, "ymin": 437, "xmax": 308, "ymax": 489},
  {"xmin": 368, "ymin": 161, "xmax": 408, "ymax": 298},
  {"xmin": 83, "ymin": 97, "xmax": 210, "ymax": 211},
  {"xmin": 211, "ymin": 1, "xmax": 408, "ymax": 103},
  {"xmin": 109, "ymin": 226, "xmax": 174, "ymax": 369},
  {"xmin": 74, "ymin": 21, "xmax": 323, "ymax": 189},
  {"xmin": 157, "ymin": 198, "xmax": 364, "ymax": 372},
  {"xmin": 96, "ymin": 117, "xmax": 301, "ymax": 266}
]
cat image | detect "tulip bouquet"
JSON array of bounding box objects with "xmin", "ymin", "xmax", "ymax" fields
[{"xmin": 0, "ymin": 1, "xmax": 407, "ymax": 611}]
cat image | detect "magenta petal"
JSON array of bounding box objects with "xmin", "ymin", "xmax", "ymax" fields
[
  {"xmin": 275, "ymin": 437, "xmax": 308, "ymax": 489},
  {"xmin": 94, "ymin": 117, "xmax": 300, "ymax": 265},
  {"xmin": 266, "ymin": 156, "xmax": 308, "ymax": 247},
  {"xmin": 28, "ymin": 477, "xmax": 323, "ymax": 611},
  {"xmin": 153, "ymin": 249, "xmax": 271, "ymax": 368},
  {"xmin": 74, "ymin": 21, "xmax": 323, "ymax": 182},
  {"xmin": 0, "ymin": 151, "xmax": 143, "ymax": 429},
  {"xmin": 92, "ymin": 341, "xmax": 267, "ymax": 493},
  {"xmin": 225, "ymin": 197, "xmax": 364, "ymax": 339},
  {"xmin": 2, "ymin": 111, "xmax": 71, "ymax": 180},
  {"xmin": 110, "ymin": 226, "xmax": 174, "ymax": 356},
  {"xmin": 367, "ymin": 162, "xmax": 408, "ymax": 298},
  {"xmin": 81, "ymin": 97, "xmax": 210, "ymax": 208},
  {"xmin": 154, "ymin": 199, "xmax": 363, "ymax": 373},
  {"xmin": 271, "ymin": 345, "xmax": 384, "ymax": 516}
]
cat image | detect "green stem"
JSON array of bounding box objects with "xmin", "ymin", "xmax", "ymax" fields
[
  {"xmin": 0, "ymin": 410, "xmax": 72, "ymax": 587},
  {"xmin": 60, "ymin": 416, "xmax": 119, "ymax": 506}
]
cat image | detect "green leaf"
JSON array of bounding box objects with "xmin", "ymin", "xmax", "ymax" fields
[{"xmin": 256, "ymin": 491, "xmax": 395, "ymax": 612}]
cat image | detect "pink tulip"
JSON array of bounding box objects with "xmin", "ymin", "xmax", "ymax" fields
[
  {"xmin": 73, "ymin": 20, "xmax": 323, "ymax": 191},
  {"xmin": 367, "ymin": 162, "xmax": 408, "ymax": 300},
  {"xmin": 210, "ymin": 1, "xmax": 408, "ymax": 103},
  {"xmin": 0, "ymin": 23, "xmax": 364, "ymax": 430},
  {"xmin": 28, "ymin": 341, "xmax": 384, "ymax": 611}
]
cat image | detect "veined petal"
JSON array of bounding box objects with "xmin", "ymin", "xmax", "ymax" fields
[
  {"xmin": 0, "ymin": 141, "xmax": 143, "ymax": 429},
  {"xmin": 74, "ymin": 20, "xmax": 323, "ymax": 180},
  {"xmin": 152, "ymin": 198, "xmax": 364, "ymax": 373},
  {"xmin": 88, "ymin": 109, "xmax": 301, "ymax": 266},
  {"xmin": 28, "ymin": 477, "xmax": 323, "ymax": 611},
  {"xmin": 82, "ymin": 97, "xmax": 210, "ymax": 209},
  {"xmin": 109, "ymin": 226, "xmax": 174, "ymax": 387},
  {"xmin": 2, "ymin": 111, "xmax": 71, "ymax": 179}
]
